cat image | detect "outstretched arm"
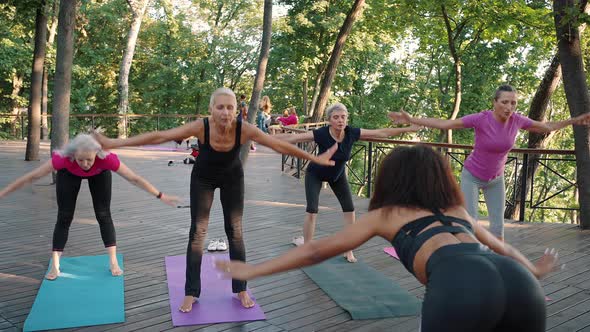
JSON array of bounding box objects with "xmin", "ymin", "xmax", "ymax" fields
[
  {"xmin": 273, "ymin": 131, "xmax": 314, "ymax": 144},
  {"xmin": 0, "ymin": 160, "xmax": 54, "ymax": 198},
  {"xmin": 360, "ymin": 124, "xmax": 422, "ymax": 140},
  {"xmin": 473, "ymin": 222, "xmax": 559, "ymax": 279},
  {"xmin": 215, "ymin": 210, "xmax": 382, "ymax": 280},
  {"xmin": 115, "ymin": 162, "xmax": 180, "ymax": 207},
  {"xmin": 243, "ymin": 123, "xmax": 336, "ymax": 166},
  {"xmin": 388, "ymin": 111, "xmax": 464, "ymax": 130},
  {"xmin": 94, "ymin": 121, "xmax": 200, "ymax": 149},
  {"xmin": 527, "ymin": 113, "xmax": 590, "ymax": 133}
]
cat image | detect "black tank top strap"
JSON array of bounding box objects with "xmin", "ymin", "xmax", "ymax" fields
[
  {"xmin": 392, "ymin": 212, "xmax": 476, "ymax": 277},
  {"xmin": 234, "ymin": 118, "xmax": 242, "ymax": 149},
  {"xmin": 404, "ymin": 225, "xmax": 471, "ymax": 274},
  {"xmin": 203, "ymin": 117, "xmax": 210, "ymax": 146},
  {"xmin": 399, "ymin": 215, "xmax": 440, "ymax": 236},
  {"xmin": 441, "ymin": 216, "xmax": 473, "ymax": 231}
]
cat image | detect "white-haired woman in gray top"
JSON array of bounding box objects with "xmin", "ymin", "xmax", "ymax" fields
[
  {"xmin": 275, "ymin": 103, "xmax": 421, "ymax": 262},
  {"xmin": 0, "ymin": 134, "xmax": 180, "ymax": 280}
]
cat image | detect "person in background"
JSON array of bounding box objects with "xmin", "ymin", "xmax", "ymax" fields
[
  {"xmin": 389, "ymin": 84, "xmax": 590, "ymax": 241},
  {"xmin": 0, "ymin": 134, "xmax": 179, "ymax": 280},
  {"xmin": 275, "ymin": 103, "xmax": 420, "ymax": 263},
  {"xmin": 94, "ymin": 88, "xmax": 338, "ymax": 311}
]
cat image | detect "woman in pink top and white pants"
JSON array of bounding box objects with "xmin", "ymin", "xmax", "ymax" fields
[
  {"xmin": 390, "ymin": 85, "xmax": 590, "ymax": 240},
  {"xmin": 0, "ymin": 134, "xmax": 180, "ymax": 280}
]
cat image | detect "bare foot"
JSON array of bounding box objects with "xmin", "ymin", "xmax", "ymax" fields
[
  {"xmin": 110, "ymin": 262, "xmax": 123, "ymax": 276},
  {"xmin": 238, "ymin": 291, "xmax": 255, "ymax": 308},
  {"xmin": 179, "ymin": 296, "xmax": 197, "ymax": 313},
  {"xmin": 344, "ymin": 251, "xmax": 357, "ymax": 263},
  {"xmin": 45, "ymin": 265, "xmax": 60, "ymax": 280}
]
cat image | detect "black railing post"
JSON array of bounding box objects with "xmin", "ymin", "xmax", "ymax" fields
[
  {"xmin": 156, "ymin": 116, "xmax": 160, "ymax": 131},
  {"xmin": 367, "ymin": 141, "xmax": 373, "ymax": 197},
  {"xmin": 281, "ymin": 153, "xmax": 285, "ymax": 172},
  {"xmin": 21, "ymin": 114, "xmax": 25, "ymax": 140},
  {"xmin": 296, "ymin": 143, "xmax": 302, "ymax": 179},
  {"xmin": 519, "ymin": 153, "xmax": 529, "ymax": 222},
  {"xmin": 125, "ymin": 114, "xmax": 128, "ymax": 138},
  {"xmin": 91, "ymin": 115, "xmax": 95, "ymax": 129}
]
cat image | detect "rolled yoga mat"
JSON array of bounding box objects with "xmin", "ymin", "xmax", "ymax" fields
[
  {"xmin": 384, "ymin": 247, "xmax": 399, "ymax": 260},
  {"xmin": 165, "ymin": 254, "xmax": 265, "ymax": 326},
  {"xmin": 302, "ymin": 257, "xmax": 421, "ymax": 320},
  {"xmin": 23, "ymin": 254, "xmax": 125, "ymax": 332}
]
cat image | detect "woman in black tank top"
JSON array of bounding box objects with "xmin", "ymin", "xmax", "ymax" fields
[
  {"xmin": 217, "ymin": 145, "xmax": 560, "ymax": 331},
  {"xmin": 94, "ymin": 88, "xmax": 338, "ymax": 312}
]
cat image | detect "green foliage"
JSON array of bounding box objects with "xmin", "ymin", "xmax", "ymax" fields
[{"xmin": 0, "ymin": 0, "xmax": 586, "ymax": 223}]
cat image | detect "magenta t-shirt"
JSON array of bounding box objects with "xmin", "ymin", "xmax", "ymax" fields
[
  {"xmin": 52, "ymin": 152, "xmax": 121, "ymax": 177},
  {"xmin": 278, "ymin": 114, "xmax": 298, "ymax": 126},
  {"xmin": 461, "ymin": 110, "xmax": 532, "ymax": 181}
]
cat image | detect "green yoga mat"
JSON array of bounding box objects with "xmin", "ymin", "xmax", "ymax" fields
[
  {"xmin": 303, "ymin": 257, "xmax": 421, "ymax": 320},
  {"xmin": 23, "ymin": 254, "xmax": 125, "ymax": 331}
]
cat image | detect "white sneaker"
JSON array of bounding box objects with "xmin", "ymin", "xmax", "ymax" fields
[
  {"xmin": 216, "ymin": 239, "xmax": 227, "ymax": 251},
  {"xmin": 292, "ymin": 236, "xmax": 304, "ymax": 247},
  {"xmin": 207, "ymin": 239, "xmax": 219, "ymax": 251}
]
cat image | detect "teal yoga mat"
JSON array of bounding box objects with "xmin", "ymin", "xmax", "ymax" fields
[
  {"xmin": 303, "ymin": 257, "xmax": 421, "ymax": 320},
  {"xmin": 23, "ymin": 254, "xmax": 125, "ymax": 331}
]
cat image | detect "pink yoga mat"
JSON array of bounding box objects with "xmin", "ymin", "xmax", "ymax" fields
[
  {"xmin": 384, "ymin": 247, "xmax": 399, "ymax": 260},
  {"xmin": 384, "ymin": 247, "xmax": 552, "ymax": 302},
  {"xmin": 165, "ymin": 254, "xmax": 265, "ymax": 326}
]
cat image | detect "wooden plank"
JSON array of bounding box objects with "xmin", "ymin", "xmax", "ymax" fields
[{"xmin": 1, "ymin": 141, "xmax": 589, "ymax": 331}]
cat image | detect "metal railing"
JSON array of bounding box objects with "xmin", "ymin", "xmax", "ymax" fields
[
  {"xmin": 0, "ymin": 113, "xmax": 202, "ymax": 139},
  {"xmin": 2, "ymin": 113, "xmax": 576, "ymax": 222},
  {"xmin": 280, "ymin": 131, "xmax": 578, "ymax": 223}
]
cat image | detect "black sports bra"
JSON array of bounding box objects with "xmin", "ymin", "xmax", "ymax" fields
[{"xmin": 391, "ymin": 209, "xmax": 474, "ymax": 276}]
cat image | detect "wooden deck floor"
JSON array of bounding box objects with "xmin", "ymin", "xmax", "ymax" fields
[{"xmin": 1, "ymin": 140, "xmax": 590, "ymax": 332}]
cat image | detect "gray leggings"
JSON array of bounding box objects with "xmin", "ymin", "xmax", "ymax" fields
[{"xmin": 460, "ymin": 168, "xmax": 506, "ymax": 238}]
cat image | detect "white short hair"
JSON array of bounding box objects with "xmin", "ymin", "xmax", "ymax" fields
[
  {"xmin": 325, "ymin": 103, "xmax": 348, "ymax": 119},
  {"xmin": 56, "ymin": 134, "xmax": 109, "ymax": 160},
  {"xmin": 209, "ymin": 87, "xmax": 236, "ymax": 108}
]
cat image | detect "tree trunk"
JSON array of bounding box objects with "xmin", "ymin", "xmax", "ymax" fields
[
  {"xmin": 302, "ymin": 76, "xmax": 308, "ymax": 116},
  {"xmin": 50, "ymin": 0, "xmax": 76, "ymax": 154},
  {"xmin": 117, "ymin": 0, "xmax": 149, "ymax": 138},
  {"xmin": 311, "ymin": 0, "xmax": 365, "ymax": 122},
  {"xmin": 10, "ymin": 72, "xmax": 23, "ymax": 137},
  {"xmin": 41, "ymin": 0, "xmax": 58, "ymax": 140},
  {"xmin": 195, "ymin": 2, "xmax": 224, "ymax": 114},
  {"xmin": 239, "ymin": 0, "xmax": 272, "ymax": 163},
  {"xmin": 25, "ymin": 0, "xmax": 49, "ymax": 161},
  {"xmin": 504, "ymin": 55, "xmax": 561, "ymax": 219},
  {"xmin": 554, "ymin": 0, "xmax": 590, "ymax": 229},
  {"xmin": 309, "ymin": 69, "xmax": 324, "ymax": 117},
  {"xmin": 443, "ymin": 61, "xmax": 462, "ymax": 143},
  {"xmin": 440, "ymin": 4, "xmax": 462, "ymax": 144}
]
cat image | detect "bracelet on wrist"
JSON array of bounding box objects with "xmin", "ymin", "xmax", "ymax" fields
[{"xmin": 156, "ymin": 192, "xmax": 163, "ymax": 199}]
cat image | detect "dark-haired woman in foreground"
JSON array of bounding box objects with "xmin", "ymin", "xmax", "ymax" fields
[{"xmin": 216, "ymin": 145, "xmax": 558, "ymax": 331}]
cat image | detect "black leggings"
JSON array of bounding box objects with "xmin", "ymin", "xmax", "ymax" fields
[
  {"xmin": 53, "ymin": 169, "xmax": 116, "ymax": 251},
  {"xmin": 186, "ymin": 165, "xmax": 246, "ymax": 297},
  {"xmin": 422, "ymin": 243, "xmax": 545, "ymax": 332},
  {"xmin": 305, "ymin": 172, "xmax": 354, "ymax": 214}
]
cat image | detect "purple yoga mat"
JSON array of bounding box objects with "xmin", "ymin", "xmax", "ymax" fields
[
  {"xmin": 384, "ymin": 247, "xmax": 399, "ymax": 260},
  {"xmin": 165, "ymin": 254, "xmax": 265, "ymax": 326}
]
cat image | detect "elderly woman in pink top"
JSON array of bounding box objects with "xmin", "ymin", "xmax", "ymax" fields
[
  {"xmin": 389, "ymin": 85, "xmax": 590, "ymax": 240},
  {"xmin": 0, "ymin": 134, "xmax": 180, "ymax": 280}
]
